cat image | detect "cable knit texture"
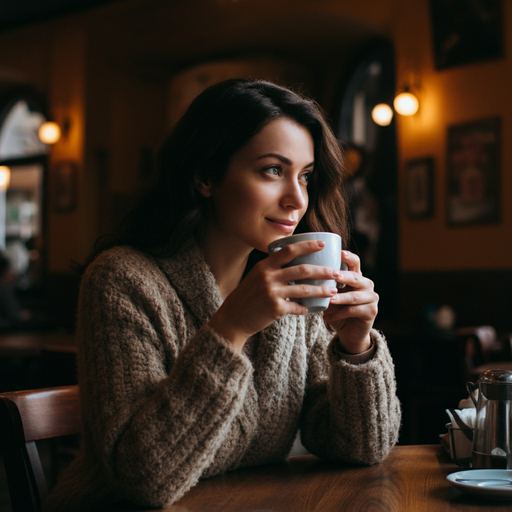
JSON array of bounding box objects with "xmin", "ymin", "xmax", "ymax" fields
[{"xmin": 43, "ymin": 239, "xmax": 401, "ymax": 512}]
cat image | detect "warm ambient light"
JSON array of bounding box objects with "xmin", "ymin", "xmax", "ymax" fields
[
  {"xmin": 371, "ymin": 104, "xmax": 393, "ymax": 126},
  {"xmin": 38, "ymin": 121, "xmax": 61, "ymax": 144},
  {"xmin": 0, "ymin": 166, "xmax": 10, "ymax": 190},
  {"xmin": 394, "ymin": 92, "xmax": 419, "ymax": 116}
]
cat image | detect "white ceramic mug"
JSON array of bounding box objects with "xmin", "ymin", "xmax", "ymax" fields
[{"xmin": 268, "ymin": 232, "xmax": 344, "ymax": 313}]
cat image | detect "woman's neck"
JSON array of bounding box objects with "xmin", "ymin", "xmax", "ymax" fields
[{"xmin": 201, "ymin": 233, "xmax": 252, "ymax": 301}]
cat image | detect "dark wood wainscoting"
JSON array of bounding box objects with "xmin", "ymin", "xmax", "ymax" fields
[{"xmin": 397, "ymin": 269, "xmax": 512, "ymax": 333}]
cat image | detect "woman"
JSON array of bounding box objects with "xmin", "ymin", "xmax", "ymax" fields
[{"xmin": 44, "ymin": 79, "xmax": 401, "ymax": 512}]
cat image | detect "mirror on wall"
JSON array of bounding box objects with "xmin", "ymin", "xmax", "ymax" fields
[{"xmin": 0, "ymin": 91, "xmax": 48, "ymax": 326}]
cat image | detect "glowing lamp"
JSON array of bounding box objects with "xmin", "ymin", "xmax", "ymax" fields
[
  {"xmin": 371, "ymin": 104, "xmax": 393, "ymax": 126},
  {"xmin": 393, "ymin": 92, "xmax": 419, "ymax": 116},
  {"xmin": 38, "ymin": 121, "xmax": 61, "ymax": 144},
  {"xmin": 0, "ymin": 166, "xmax": 10, "ymax": 190}
]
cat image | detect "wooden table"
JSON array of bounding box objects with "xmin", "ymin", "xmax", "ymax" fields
[
  {"xmin": 124, "ymin": 445, "xmax": 512, "ymax": 511},
  {"xmin": 0, "ymin": 332, "xmax": 77, "ymax": 390},
  {"xmin": 0, "ymin": 332, "xmax": 76, "ymax": 358}
]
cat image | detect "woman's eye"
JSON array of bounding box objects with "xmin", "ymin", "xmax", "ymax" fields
[
  {"xmin": 264, "ymin": 165, "xmax": 282, "ymax": 176},
  {"xmin": 301, "ymin": 172, "xmax": 312, "ymax": 183}
]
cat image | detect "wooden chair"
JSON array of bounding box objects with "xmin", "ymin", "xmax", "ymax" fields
[
  {"xmin": 0, "ymin": 385, "xmax": 81, "ymax": 512},
  {"xmin": 455, "ymin": 325, "xmax": 500, "ymax": 381}
]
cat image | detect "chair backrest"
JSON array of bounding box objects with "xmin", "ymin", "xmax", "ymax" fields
[
  {"xmin": 455, "ymin": 325, "xmax": 498, "ymax": 381},
  {"xmin": 0, "ymin": 385, "xmax": 81, "ymax": 512}
]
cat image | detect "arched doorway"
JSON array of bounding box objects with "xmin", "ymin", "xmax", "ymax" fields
[{"xmin": 335, "ymin": 38, "xmax": 399, "ymax": 324}]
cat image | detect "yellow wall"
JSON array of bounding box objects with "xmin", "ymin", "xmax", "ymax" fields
[
  {"xmin": 46, "ymin": 22, "xmax": 87, "ymax": 273},
  {"xmin": 0, "ymin": 12, "xmax": 167, "ymax": 273},
  {"xmin": 1, "ymin": 0, "xmax": 510, "ymax": 274},
  {"xmin": 393, "ymin": 0, "xmax": 512, "ymax": 271}
]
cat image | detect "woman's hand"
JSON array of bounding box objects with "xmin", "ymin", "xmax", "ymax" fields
[
  {"xmin": 322, "ymin": 250, "xmax": 379, "ymax": 354},
  {"xmin": 208, "ymin": 240, "xmax": 340, "ymax": 352}
]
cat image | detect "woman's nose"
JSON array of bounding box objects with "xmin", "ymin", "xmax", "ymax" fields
[{"xmin": 281, "ymin": 179, "xmax": 307, "ymax": 210}]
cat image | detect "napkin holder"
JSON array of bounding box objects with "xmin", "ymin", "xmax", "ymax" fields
[{"xmin": 446, "ymin": 408, "xmax": 474, "ymax": 467}]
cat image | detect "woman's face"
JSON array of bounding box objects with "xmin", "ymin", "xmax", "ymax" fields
[{"xmin": 200, "ymin": 117, "xmax": 315, "ymax": 254}]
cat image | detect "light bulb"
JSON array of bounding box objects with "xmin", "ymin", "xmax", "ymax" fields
[
  {"xmin": 0, "ymin": 166, "xmax": 10, "ymax": 190},
  {"xmin": 394, "ymin": 92, "xmax": 419, "ymax": 116},
  {"xmin": 371, "ymin": 104, "xmax": 393, "ymax": 126},
  {"xmin": 38, "ymin": 121, "xmax": 61, "ymax": 144}
]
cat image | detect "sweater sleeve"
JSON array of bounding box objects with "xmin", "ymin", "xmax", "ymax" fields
[
  {"xmin": 64, "ymin": 250, "xmax": 253, "ymax": 509},
  {"xmin": 299, "ymin": 316, "xmax": 401, "ymax": 465}
]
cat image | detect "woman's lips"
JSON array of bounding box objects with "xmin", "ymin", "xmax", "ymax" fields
[{"xmin": 267, "ymin": 218, "xmax": 296, "ymax": 233}]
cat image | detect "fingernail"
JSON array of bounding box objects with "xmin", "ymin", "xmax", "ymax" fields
[
  {"xmin": 329, "ymin": 287, "xmax": 338, "ymax": 294},
  {"xmin": 333, "ymin": 270, "xmax": 341, "ymax": 278},
  {"xmin": 317, "ymin": 241, "xmax": 325, "ymax": 247}
]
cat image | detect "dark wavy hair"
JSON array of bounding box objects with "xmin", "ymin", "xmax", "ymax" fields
[{"xmin": 79, "ymin": 78, "xmax": 349, "ymax": 271}]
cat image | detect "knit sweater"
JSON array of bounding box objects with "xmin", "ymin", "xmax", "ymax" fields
[{"xmin": 43, "ymin": 240, "xmax": 401, "ymax": 512}]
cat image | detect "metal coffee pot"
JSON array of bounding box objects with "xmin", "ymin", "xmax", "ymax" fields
[{"xmin": 467, "ymin": 369, "xmax": 512, "ymax": 469}]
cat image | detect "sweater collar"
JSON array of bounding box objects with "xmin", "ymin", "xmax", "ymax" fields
[
  {"xmin": 155, "ymin": 239, "xmax": 223, "ymax": 325},
  {"xmin": 154, "ymin": 239, "xmax": 306, "ymax": 387}
]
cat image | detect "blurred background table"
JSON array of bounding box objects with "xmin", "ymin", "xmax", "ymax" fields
[
  {"xmin": 0, "ymin": 331, "xmax": 77, "ymax": 391},
  {"xmin": 0, "ymin": 332, "xmax": 76, "ymax": 358},
  {"xmin": 386, "ymin": 325, "xmax": 512, "ymax": 445}
]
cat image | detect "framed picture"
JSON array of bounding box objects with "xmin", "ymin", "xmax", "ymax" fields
[
  {"xmin": 54, "ymin": 161, "xmax": 78, "ymax": 213},
  {"xmin": 405, "ymin": 157, "xmax": 434, "ymax": 219},
  {"xmin": 429, "ymin": 0, "xmax": 504, "ymax": 70},
  {"xmin": 446, "ymin": 117, "xmax": 501, "ymax": 226}
]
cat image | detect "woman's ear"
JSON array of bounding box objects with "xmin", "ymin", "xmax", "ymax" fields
[{"xmin": 194, "ymin": 176, "xmax": 212, "ymax": 198}]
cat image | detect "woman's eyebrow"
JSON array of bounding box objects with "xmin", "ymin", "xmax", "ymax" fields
[{"xmin": 257, "ymin": 153, "xmax": 314, "ymax": 168}]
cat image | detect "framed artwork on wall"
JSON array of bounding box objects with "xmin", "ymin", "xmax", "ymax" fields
[
  {"xmin": 54, "ymin": 161, "xmax": 78, "ymax": 213},
  {"xmin": 429, "ymin": 0, "xmax": 504, "ymax": 70},
  {"xmin": 405, "ymin": 157, "xmax": 434, "ymax": 219},
  {"xmin": 446, "ymin": 117, "xmax": 501, "ymax": 226}
]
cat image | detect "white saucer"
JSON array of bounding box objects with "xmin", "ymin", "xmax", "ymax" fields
[{"xmin": 447, "ymin": 469, "xmax": 512, "ymax": 500}]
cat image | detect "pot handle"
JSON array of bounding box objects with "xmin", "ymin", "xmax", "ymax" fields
[{"xmin": 466, "ymin": 381, "xmax": 478, "ymax": 408}]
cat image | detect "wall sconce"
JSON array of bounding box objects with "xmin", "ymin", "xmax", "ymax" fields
[
  {"xmin": 394, "ymin": 89, "xmax": 419, "ymax": 116},
  {"xmin": 38, "ymin": 121, "xmax": 61, "ymax": 144},
  {"xmin": 0, "ymin": 166, "xmax": 10, "ymax": 191},
  {"xmin": 370, "ymin": 67, "xmax": 421, "ymax": 125},
  {"xmin": 371, "ymin": 103, "xmax": 394, "ymax": 126},
  {"xmin": 394, "ymin": 66, "xmax": 421, "ymax": 116}
]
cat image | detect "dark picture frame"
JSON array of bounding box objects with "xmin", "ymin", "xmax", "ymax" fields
[
  {"xmin": 446, "ymin": 117, "xmax": 501, "ymax": 226},
  {"xmin": 429, "ymin": 0, "xmax": 504, "ymax": 70},
  {"xmin": 405, "ymin": 157, "xmax": 434, "ymax": 219},
  {"xmin": 54, "ymin": 160, "xmax": 78, "ymax": 213}
]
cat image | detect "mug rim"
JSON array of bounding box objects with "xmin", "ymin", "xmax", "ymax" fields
[{"xmin": 268, "ymin": 231, "xmax": 340, "ymax": 247}]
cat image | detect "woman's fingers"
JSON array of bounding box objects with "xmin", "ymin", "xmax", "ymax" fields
[
  {"xmin": 285, "ymin": 282, "xmax": 338, "ymax": 300},
  {"xmin": 279, "ymin": 263, "xmax": 340, "ymax": 283},
  {"xmin": 341, "ymin": 250, "xmax": 361, "ymax": 274},
  {"xmin": 328, "ymin": 289, "xmax": 378, "ymax": 307},
  {"xmin": 334, "ymin": 270, "xmax": 374, "ymax": 292},
  {"xmin": 269, "ymin": 239, "xmax": 325, "ymax": 266},
  {"xmin": 323, "ymin": 302, "xmax": 378, "ymax": 324},
  {"xmin": 324, "ymin": 291, "xmax": 379, "ymax": 321}
]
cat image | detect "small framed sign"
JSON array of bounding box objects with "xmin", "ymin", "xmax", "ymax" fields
[
  {"xmin": 446, "ymin": 117, "xmax": 501, "ymax": 226},
  {"xmin": 429, "ymin": 0, "xmax": 504, "ymax": 70},
  {"xmin": 405, "ymin": 157, "xmax": 434, "ymax": 219},
  {"xmin": 54, "ymin": 161, "xmax": 78, "ymax": 213}
]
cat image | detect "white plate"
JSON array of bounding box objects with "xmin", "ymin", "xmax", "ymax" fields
[{"xmin": 447, "ymin": 469, "xmax": 512, "ymax": 500}]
